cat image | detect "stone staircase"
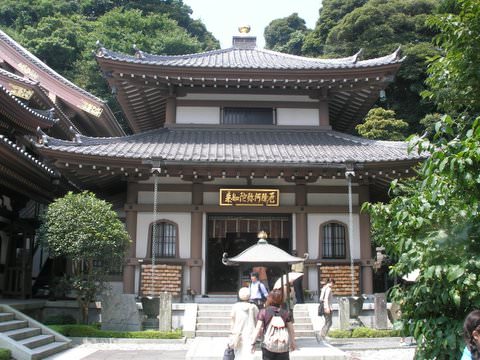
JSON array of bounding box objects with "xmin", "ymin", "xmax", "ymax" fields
[
  {"xmin": 195, "ymin": 304, "xmax": 231, "ymax": 337},
  {"xmin": 0, "ymin": 304, "xmax": 71, "ymax": 360},
  {"xmin": 194, "ymin": 303, "xmax": 315, "ymax": 338},
  {"xmin": 292, "ymin": 304, "xmax": 315, "ymax": 338}
]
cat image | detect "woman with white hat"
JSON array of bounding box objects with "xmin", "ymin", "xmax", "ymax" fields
[{"xmin": 229, "ymin": 287, "xmax": 259, "ymax": 359}]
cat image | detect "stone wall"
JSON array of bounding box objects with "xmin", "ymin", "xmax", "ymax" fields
[
  {"xmin": 320, "ymin": 264, "xmax": 360, "ymax": 296},
  {"xmin": 140, "ymin": 264, "xmax": 182, "ymax": 298}
]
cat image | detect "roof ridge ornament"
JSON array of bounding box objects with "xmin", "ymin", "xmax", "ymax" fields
[
  {"xmin": 353, "ymin": 49, "xmax": 363, "ymax": 63},
  {"xmin": 133, "ymin": 44, "xmax": 144, "ymax": 59}
]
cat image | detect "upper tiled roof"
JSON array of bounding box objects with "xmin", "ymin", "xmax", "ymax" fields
[
  {"xmin": 97, "ymin": 46, "xmax": 403, "ymax": 70},
  {"xmin": 38, "ymin": 125, "xmax": 423, "ymax": 165}
]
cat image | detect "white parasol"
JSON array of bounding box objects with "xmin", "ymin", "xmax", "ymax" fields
[{"xmin": 273, "ymin": 272, "xmax": 304, "ymax": 289}]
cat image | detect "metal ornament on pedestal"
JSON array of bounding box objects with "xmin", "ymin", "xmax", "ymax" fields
[
  {"xmin": 341, "ymin": 164, "xmax": 364, "ymax": 329},
  {"xmin": 141, "ymin": 168, "xmax": 161, "ymax": 329},
  {"xmin": 222, "ymin": 230, "xmax": 308, "ymax": 312}
]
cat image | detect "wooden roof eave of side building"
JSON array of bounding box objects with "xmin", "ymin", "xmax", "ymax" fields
[
  {"xmin": 0, "ymin": 29, "xmax": 125, "ymax": 137},
  {"xmin": 0, "ymin": 68, "xmax": 79, "ymax": 139},
  {"xmin": 0, "ymin": 134, "xmax": 68, "ymax": 202},
  {"xmin": 0, "ymin": 85, "xmax": 57, "ymax": 133}
]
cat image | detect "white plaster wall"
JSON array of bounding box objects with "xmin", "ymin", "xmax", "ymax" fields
[
  {"xmin": 307, "ymin": 266, "xmax": 318, "ymax": 292},
  {"xmin": 277, "ymin": 108, "xmax": 319, "ymax": 126},
  {"xmin": 136, "ymin": 212, "xmax": 191, "ymax": 259},
  {"xmin": 280, "ymin": 193, "xmax": 295, "ymax": 206},
  {"xmin": 307, "ymin": 213, "xmax": 361, "ymax": 260},
  {"xmin": 138, "ymin": 191, "xmax": 192, "ymax": 205},
  {"xmin": 203, "ymin": 192, "xmax": 219, "ymax": 205},
  {"xmin": 291, "ymin": 213, "xmax": 296, "ymax": 251},
  {"xmin": 182, "ymin": 93, "xmax": 317, "ymax": 102},
  {"xmin": 176, "ymin": 106, "xmax": 220, "ymax": 124},
  {"xmin": 307, "ymin": 193, "xmax": 359, "ymax": 206}
]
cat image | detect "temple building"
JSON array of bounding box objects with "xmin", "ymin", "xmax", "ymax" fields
[
  {"xmin": 1, "ymin": 28, "xmax": 424, "ymax": 299},
  {"xmin": 0, "ymin": 29, "xmax": 122, "ymax": 298}
]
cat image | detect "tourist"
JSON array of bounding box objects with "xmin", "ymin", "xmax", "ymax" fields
[
  {"xmin": 251, "ymin": 289, "xmax": 297, "ymax": 359},
  {"xmin": 291, "ymin": 254, "xmax": 304, "ymax": 304},
  {"xmin": 462, "ymin": 310, "xmax": 480, "ymax": 360},
  {"xmin": 318, "ymin": 277, "xmax": 335, "ymax": 341},
  {"xmin": 229, "ymin": 287, "xmax": 259, "ymax": 360},
  {"xmin": 249, "ymin": 272, "xmax": 269, "ymax": 309},
  {"xmin": 252, "ymin": 266, "xmax": 269, "ymax": 291}
]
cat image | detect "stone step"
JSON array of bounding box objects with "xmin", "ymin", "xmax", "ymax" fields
[
  {"xmin": 197, "ymin": 311, "xmax": 231, "ymax": 317},
  {"xmin": 292, "ymin": 317, "xmax": 311, "ymax": 324},
  {"xmin": 30, "ymin": 341, "xmax": 70, "ymax": 360},
  {"xmin": 294, "ymin": 330, "xmax": 316, "ymax": 337},
  {"xmin": 0, "ymin": 319, "xmax": 28, "ymax": 332},
  {"xmin": 198, "ymin": 306, "xmax": 231, "ymax": 310},
  {"xmin": 294, "ymin": 311, "xmax": 309, "ymax": 317},
  {"xmin": 0, "ymin": 312, "xmax": 15, "ymax": 322},
  {"xmin": 293, "ymin": 323, "xmax": 314, "ymax": 331},
  {"xmin": 195, "ymin": 330, "xmax": 231, "ymax": 337},
  {"xmin": 196, "ymin": 323, "xmax": 231, "ymax": 330},
  {"xmin": 3, "ymin": 327, "xmax": 42, "ymax": 340},
  {"xmin": 196, "ymin": 316, "xmax": 230, "ymax": 324},
  {"xmin": 19, "ymin": 334, "xmax": 55, "ymax": 349}
]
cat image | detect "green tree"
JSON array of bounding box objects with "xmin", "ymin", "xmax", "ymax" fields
[
  {"xmin": 302, "ymin": 0, "xmax": 367, "ymax": 56},
  {"xmin": 40, "ymin": 191, "xmax": 130, "ymax": 323},
  {"xmin": 423, "ymin": 0, "xmax": 480, "ymax": 116},
  {"xmin": 364, "ymin": 1, "xmax": 480, "ymax": 357},
  {"xmin": 355, "ymin": 107, "xmax": 409, "ymax": 140},
  {"xmin": 264, "ymin": 13, "xmax": 309, "ymax": 54},
  {"xmin": 324, "ymin": 0, "xmax": 439, "ymax": 131}
]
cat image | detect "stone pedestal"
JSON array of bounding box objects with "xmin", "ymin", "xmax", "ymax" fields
[
  {"xmin": 339, "ymin": 296, "xmax": 364, "ymax": 330},
  {"xmin": 374, "ymin": 293, "xmax": 388, "ymax": 329},
  {"xmin": 158, "ymin": 292, "xmax": 172, "ymax": 332},
  {"xmin": 141, "ymin": 296, "xmax": 160, "ymax": 330},
  {"xmin": 101, "ymin": 294, "xmax": 142, "ymax": 331}
]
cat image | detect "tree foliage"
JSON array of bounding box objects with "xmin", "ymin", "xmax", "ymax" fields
[
  {"xmin": 324, "ymin": 0, "xmax": 439, "ymax": 132},
  {"xmin": 264, "ymin": 13, "xmax": 309, "ymax": 55},
  {"xmin": 364, "ymin": 1, "xmax": 480, "ymax": 358},
  {"xmin": 423, "ymin": 0, "xmax": 480, "ymax": 116},
  {"xmin": 302, "ymin": 0, "xmax": 367, "ymax": 56},
  {"xmin": 355, "ymin": 107, "xmax": 408, "ymax": 140},
  {"xmin": 40, "ymin": 191, "xmax": 130, "ymax": 323}
]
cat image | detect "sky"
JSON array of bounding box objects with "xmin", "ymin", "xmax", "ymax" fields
[{"xmin": 183, "ymin": 0, "xmax": 323, "ymax": 49}]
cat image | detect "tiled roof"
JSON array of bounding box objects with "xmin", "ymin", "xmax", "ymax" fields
[
  {"xmin": 0, "ymin": 84, "xmax": 57, "ymax": 126},
  {"xmin": 0, "ymin": 30, "xmax": 105, "ymax": 103},
  {"xmin": 38, "ymin": 126, "xmax": 423, "ymax": 165},
  {"xmin": 97, "ymin": 47, "xmax": 403, "ymax": 70}
]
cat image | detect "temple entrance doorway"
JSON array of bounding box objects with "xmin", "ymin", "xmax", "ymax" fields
[{"xmin": 206, "ymin": 214, "xmax": 291, "ymax": 293}]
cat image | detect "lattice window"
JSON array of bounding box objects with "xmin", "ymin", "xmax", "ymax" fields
[
  {"xmin": 152, "ymin": 221, "xmax": 177, "ymax": 258},
  {"xmin": 322, "ymin": 222, "xmax": 346, "ymax": 259}
]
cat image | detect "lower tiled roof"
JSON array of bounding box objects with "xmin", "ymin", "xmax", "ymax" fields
[{"xmin": 38, "ymin": 126, "xmax": 424, "ymax": 165}]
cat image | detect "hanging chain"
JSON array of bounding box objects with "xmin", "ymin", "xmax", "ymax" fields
[{"xmin": 151, "ymin": 171, "xmax": 159, "ymax": 296}]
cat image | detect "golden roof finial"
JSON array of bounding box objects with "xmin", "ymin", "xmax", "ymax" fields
[
  {"xmin": 257, "ymin": 230, "xmax": 268, "ymax": 240},
  {"xmin": 238, "ymin": 25, "xmax": 251, "ymax": 34}
]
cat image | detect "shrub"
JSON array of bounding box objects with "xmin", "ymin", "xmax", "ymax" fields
[
  {"xmin": 329, "ymin": 327, "xmax": 401, "ymax": 338},
  {"xmin": 48, "ymin": 324, "xmax": 182, "ymax": 339},
  {"xmin": 0, "ymin": 348, "xmax": 11, "ymax": 360},
  {"xmin": 44, "ymin": 314, "xmax": 77, "ymax": 325}
]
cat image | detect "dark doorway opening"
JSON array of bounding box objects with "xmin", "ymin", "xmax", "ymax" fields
[{"xmin": 206, "ymin": 215, "xmax": 291, "ymax": 293}]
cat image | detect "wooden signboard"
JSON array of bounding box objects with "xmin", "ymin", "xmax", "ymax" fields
[{"xmin": 219, "ymin": 189, "xmax": 279, "ymax": 207}]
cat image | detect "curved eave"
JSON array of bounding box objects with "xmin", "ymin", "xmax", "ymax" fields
[
  {"xmin": 0, "ymin": 85, "xmax": 57, "ymax": 132},
  {"xmin": 0, "ymin": 30, "xmax": 125, "ymax": 137}
]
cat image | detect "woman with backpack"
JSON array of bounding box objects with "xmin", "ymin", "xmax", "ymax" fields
[{"xmin": 250, "ymin": 289, "xmax": 297, "ymax": 360}]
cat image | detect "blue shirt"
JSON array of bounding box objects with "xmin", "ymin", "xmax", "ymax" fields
[{"xmin": 249, "ymin": 281, "xmax": 268, "ymax": 300}]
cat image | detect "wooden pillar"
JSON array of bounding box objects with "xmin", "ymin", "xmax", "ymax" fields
[
  {"xmin": 165, "ymin": 96, "xmax": 176, "ymax": 125},
  {"xmin": 190, "ymin": 182, "xmax": 203, "ymax": 294},
  {"xmin": 123, "ymin": 181, "xmax": 138, "ymax": 294},
  {"xmin": 359, "ymin": 185, "xmax": 373, "ymax": 294},
  {"xmin": 295, "ymin": 181, "xmax": 308, "ymax": 287},
  {"xmin": 318, "ymin": 99, "xmax": 330, "ymax": 127}
]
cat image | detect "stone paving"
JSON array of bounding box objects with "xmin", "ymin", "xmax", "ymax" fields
[{"xmin": 44, "ymin": 337, "xmax": 416, "ymax": 360}]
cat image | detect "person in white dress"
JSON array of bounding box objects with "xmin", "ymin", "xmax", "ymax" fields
[{"xmin": 230, "ymin": 287, "xmax": 259, "ymax": 360}]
